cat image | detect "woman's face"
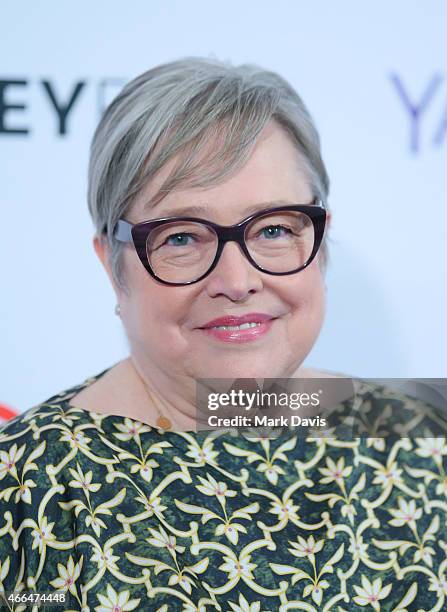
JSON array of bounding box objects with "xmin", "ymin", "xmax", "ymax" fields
[{"xmin": 100, "ymin": 122, "xmax": 327, "ymax": 381}]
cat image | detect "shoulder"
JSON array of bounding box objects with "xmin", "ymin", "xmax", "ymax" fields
[
  {"xmin": 296, "ymin": 371, "xmax": 447, "ymax": 436},
  {"xmin": 0, "ymin": 385, "xmax": 94, "ymax": 502},
  {"xmin": 346, "ymin": 379, "xmax": 447, "ymax": 437},
  {"xmin": 0, "ymin": 364, "xmax": 115, "ymax": 436},
  {"xmin": 0, "ymin": 372, "xmax": 122, "ymax": 598},
  {"xmin": 0, "ymin": 373, "xmax": 120, "ymax": 522},
  {"xmin": 0, "ymin": 370, "xmax": 116, "ymax": 509},
  {"xmin": 353, "ymin": 378, "xmax": 445, "ymax": 411},
  {"xmin": 300, "ymin": 367, "xmax": 446, "ymax": 415},
  {"xmin": 0, "ymin": 370, "xmax": 108, "ymax": 447}
]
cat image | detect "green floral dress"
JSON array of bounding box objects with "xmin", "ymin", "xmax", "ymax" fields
[{"xmin": 0, "ymin": 368, "xmax": 446, "ymax": 611}]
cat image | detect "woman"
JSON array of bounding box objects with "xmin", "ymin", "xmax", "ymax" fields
[{"xmin": 0, "ymin": 57, "xmax": 445, "ymax": 611}]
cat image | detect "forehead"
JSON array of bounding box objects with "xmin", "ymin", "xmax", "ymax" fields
[{"xmin": 131, "ymin": 122, "xmax": 312, "ymax": 221}]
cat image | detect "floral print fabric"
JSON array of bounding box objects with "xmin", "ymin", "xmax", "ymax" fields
[{"xmin": 0, "ymin": 369, "xmax": 446, "ymax": 611}]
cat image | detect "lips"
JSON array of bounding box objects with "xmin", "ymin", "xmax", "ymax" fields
[{"xmin": 200, "ymin": 313, "xmax": 275, "ymax": 329}]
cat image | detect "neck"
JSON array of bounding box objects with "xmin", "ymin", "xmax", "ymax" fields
[
  {"xmin": 127, "ymin": 356, "xmax": 199, "ymax": 431},
  {"xmin": 120, "ymin": 357, "xmax": 336, "ymax": 431}
]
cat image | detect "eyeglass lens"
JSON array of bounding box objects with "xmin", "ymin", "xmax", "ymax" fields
[{"xmin": 146, "ymin": 210, "xmax": 315, "ymax": 283}]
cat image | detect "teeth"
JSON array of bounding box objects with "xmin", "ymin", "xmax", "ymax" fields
[{"xmin": 212, "ymin": 322, "xmax": 261, "ymax": 331}]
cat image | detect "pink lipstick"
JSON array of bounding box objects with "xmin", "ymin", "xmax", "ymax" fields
[{"xmin": 199, "ymin": 313, "xmax": 276, "ymax": 343}]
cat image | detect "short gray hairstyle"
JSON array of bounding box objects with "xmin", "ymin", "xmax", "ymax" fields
[{"xmin": 87, "ymin": 56, "xmax": 330, "ymax": 293}]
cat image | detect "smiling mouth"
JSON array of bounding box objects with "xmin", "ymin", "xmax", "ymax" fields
[
  {"xmin": 209, "ymin": 322, "xmax": 262, "ymax": 331},
  {"xmin": 199, "ymin": 312, "xmax": 276, "ymax": 330},
  {"xmin": 197, "ymin": 317, "xmax": 277, "ymax": 344}
]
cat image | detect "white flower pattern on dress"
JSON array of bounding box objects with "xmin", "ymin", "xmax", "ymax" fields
[{"xmin": 0, "ymin": 371, "xmax": 446, "ymax": 610}]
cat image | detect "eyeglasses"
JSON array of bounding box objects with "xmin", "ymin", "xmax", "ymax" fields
[{"xmin": 113, "ymin": 198, "xmax": 326, "ymax": 286}]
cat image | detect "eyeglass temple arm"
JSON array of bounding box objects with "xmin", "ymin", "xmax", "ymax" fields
[{"xmin": 114, "ymin": 220, "xmax": 133, "ymax": 243}]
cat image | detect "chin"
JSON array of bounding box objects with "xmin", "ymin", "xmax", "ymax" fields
[{"xmin": 195, "ymin": 357, "xmax": 290, "ymax": 381}]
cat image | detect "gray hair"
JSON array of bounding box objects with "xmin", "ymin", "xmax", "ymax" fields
[{"xmin": 87, "ymin": 56, "xmax": 330, "ymax": 293}]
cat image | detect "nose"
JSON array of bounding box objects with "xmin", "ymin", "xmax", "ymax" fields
[{"xmin": 205, "ymin": 241, "xmax": 263, "ymax": 301}]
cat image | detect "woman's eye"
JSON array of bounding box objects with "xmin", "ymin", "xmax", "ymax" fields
[
  {"xmin": 260, "ymin": 225, "xmax": 291, "ymax": 239},
  {"xmin": 165, "ymin": 233, "xmax": 194, "ymax": 246}
]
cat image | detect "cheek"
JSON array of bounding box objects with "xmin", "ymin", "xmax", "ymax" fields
[
  {"xmin": 120, "ymin": 255, "xmax": 166, "ymax": 331},
  {"xmin": 282, "ymin": 264, "xmax": 326, "ymax": 323},
  {"xmin": 124, "ymin": 284, "xmax": 193, "ymax": 364},
  {"xmin": 131, "ymin": 285, "xmax": 188, "ymax": 329},
  {"xmin": 125, "ymin": 258, "xmax": 194, "ymax": 333}
]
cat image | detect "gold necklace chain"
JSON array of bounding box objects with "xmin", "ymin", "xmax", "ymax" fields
[{"xmin": 130, "ymin": 360, "xmax": 173, "ymax": 431}]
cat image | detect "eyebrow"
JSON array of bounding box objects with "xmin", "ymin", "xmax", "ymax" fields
[{"xmin": 143, "ymin": 200, "xmax": 306, "ymax": 219}]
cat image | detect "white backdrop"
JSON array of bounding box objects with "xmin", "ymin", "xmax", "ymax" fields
[{"xmin": 1, "ymin": 1, "xmax": 446, "ymax": 415}]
